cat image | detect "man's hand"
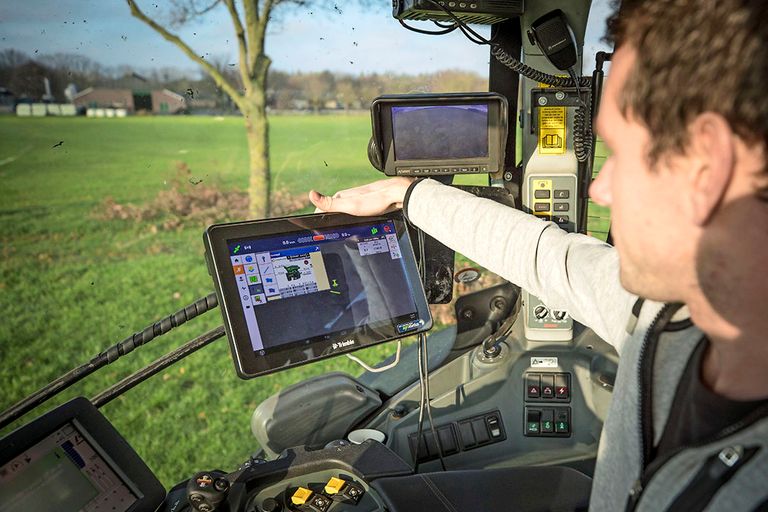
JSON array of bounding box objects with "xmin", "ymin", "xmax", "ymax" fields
[{"xmin": 308, "ymin": 177, "xmax": 415, "ymax": 216}]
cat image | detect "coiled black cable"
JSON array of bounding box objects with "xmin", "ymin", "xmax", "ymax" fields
[
  {"xmin": 0, "ymin": 293, "xmax": 219, "ymax": 430},
  {"xmin": 420, "ymin": 0, "xmax": 591, "ymax": 87},
  {"xmin": 573, "ymin": 95, "xmax": 593, "ymax": 163},
  {"xmin": 417, "ymin": 0, "xmax": 595, "ymax": 162},
  {"xmin": 101, "ymin": 293, "xmax": 218, "ymax": 363},
  {"xmin": 489, "ymin": 45, "xmax": 591, "ymax": 88}
]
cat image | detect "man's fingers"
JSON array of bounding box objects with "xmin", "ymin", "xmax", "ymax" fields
[
  {"xmin": 309, "ymin": 189, "xmax": 389, "ymax": 216},
  {"xmin": 308, "ymin": 190, "xmax": 334, "ymax": 211},
  {"xmin": 310, "ymin": 189, "xmax": 362, "ymax": 213},
  {"xmin": 328, "ymin": 179, "xmax": 389, "ymax": 200},
  {"xmin": 309, "ymin": 178, "xmax": 413, "ymax": 216}
]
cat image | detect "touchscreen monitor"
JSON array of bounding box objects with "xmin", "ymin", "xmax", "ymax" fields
[
  {"xmin": 204, "ymin": 211, "xmax": 432, "ymax": 379},
  {"xmin": 0, "ymin": 397, "xmax": 165, "ymax": 512}
]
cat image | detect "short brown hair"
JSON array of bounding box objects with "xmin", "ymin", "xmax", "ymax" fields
[{"xmin": 607, "ymin": 0, "xmax": 768, "ymax": 201}]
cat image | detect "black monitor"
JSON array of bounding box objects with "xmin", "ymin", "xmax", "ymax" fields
[
  {"xmin": 0, "ymin": 397, "xmax": 165, "ymax": 512},
  {"xmin": 204, "ymin": 211, "xmax": 433, "ymax": 379},
  {"xmin": 368, "ymin": 92, "xmax": 508, "ymax": 177}
]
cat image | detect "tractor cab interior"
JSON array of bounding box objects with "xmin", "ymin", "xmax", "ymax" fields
[{"xmin": 0, "ymin": 2, "xmax": 620, "ymax": 511}]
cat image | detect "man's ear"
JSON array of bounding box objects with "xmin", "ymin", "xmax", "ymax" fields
[{"xmin": 686, "ymin": 113, "xmax": 736, "ymax": 225}]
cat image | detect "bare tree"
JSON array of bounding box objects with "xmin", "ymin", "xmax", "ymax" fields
[
  {"xmin": 126, "ymin": 0, "xmax": 362, "ymax": 217},
  {"xmin": 0, "ymin": 49, "xmax": 30, "ymax": 70},
  {"xmin": 304, "ymin": 71, "xmax": 335, "ymax": 111},
  {"xmin": 331, "ymin": 76, "xmax": 355, "ymax": 110}
]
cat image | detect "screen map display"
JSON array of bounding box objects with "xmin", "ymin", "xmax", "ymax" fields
[
  {"xmin": 227, "ymin": 219, "xmax": 421, "ymax": 356},
  {"xmin": 0, "ymin": 422, "xmax": 138, "ymax": 512},
  {"xmin": 392, "ymin": 104, "xmax": 489, "ymax": 161}
]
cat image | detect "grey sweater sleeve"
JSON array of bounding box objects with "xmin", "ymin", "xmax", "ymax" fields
[{"xmin": 405, "ymin": 179, "xmax": 636, "ymax": 352}]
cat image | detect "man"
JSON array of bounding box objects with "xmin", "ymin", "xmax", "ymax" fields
[{"xmin": 309, "ymin": 0, "xmax": 768, "ymax": 509}]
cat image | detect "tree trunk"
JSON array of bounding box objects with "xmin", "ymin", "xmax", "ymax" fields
[{"xmin": 243, "ymin": 85, "xmax": 270, "ymax": 219}]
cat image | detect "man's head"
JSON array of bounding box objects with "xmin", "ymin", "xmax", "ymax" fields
[{"xmin": 590, "ymin": 0, "xmax": 768, "ymax": 311}]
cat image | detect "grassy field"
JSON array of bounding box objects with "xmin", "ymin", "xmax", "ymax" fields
[{"xmin": 0, "ymin": 115, "xmax": 609, "ymax": 487}]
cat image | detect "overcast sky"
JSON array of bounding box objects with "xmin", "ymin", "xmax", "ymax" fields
[{"xmin": 0, "ymin": 1, "xmax": 612, "ymax": 76}]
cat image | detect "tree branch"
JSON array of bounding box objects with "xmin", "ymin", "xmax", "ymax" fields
[
  {"xmin": 222, "ymin": 0, "xmax": 252, "ymax": 89},
  {"xmin": 242, "ymin": 1, "xmax": 261, "ymax": 75},
  {"xmin": 168, "ymin": 0, "xmax": 221, "ymax": 26},
  {"xmin": 258, "ymin": 0, "xmax": 276, "ymax": 48},
  {"xmin": 126, "ymin": 0, "xmax": 244, "ymax": 107}
]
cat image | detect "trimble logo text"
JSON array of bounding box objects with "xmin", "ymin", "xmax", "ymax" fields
[{"xmin": 332, "ymin": 339, "xmax": 356, "ymax": 350}]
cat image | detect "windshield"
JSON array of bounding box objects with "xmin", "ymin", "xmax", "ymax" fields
[{"xmin": 0, "ymin": 0, "xmax": 610, "ymax": 487}]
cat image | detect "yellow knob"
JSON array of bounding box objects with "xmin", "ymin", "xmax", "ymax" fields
[
  {"xmin": 291, "ymin": 487, "xmax": 313, "ymax": 506},
  {"xmin": 324, "ymin": 477, "xmax": 346, "ymax": 495}
]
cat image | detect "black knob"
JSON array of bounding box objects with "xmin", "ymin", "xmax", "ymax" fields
[
  {"xmin": 260, "ymin": 498, "xmax": 282, "ymax": 512},
  {"xmin": 553, "ymin": 310, "xmax": 568, "ymax": 321},
  {"xmin": 214, "ymin": 479, "xmax": 229, "ymax": 492},
  {"xmin": 534, "ymin": 305, "xmax": 549, "ymax": 319}
]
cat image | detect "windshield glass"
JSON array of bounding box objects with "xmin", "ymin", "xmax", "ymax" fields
[{"xmin": 1, "ymin": 1, "xmax": 610, "ymax": 486}]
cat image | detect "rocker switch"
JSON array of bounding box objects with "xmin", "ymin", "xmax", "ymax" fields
[
  {"xmin": 471, "ymin": 418, "xmax": 490, "ymax": 444},
  {"xmin": 555, "ymin": 373, "xmax": 570, "ymax": 399},
  {"xmin": 526, "ymin": 373, "xmax": 541, "ymax": 399},
  {"xmin": 541, "ymin": 409, "xmax": 555, "ymax": 433},
  {"xmin": 526, "ymin": 409, "xmax": 541, "ymax": 435},
  {"xmin": 458, "ymin": 421, "xmax": 476, "ymax": 449},
  {"xmin": 487, "ymin": 414, "xmax": 502, "ymax": 438},
  {"xmin": 541, "ymin": 375, "xmax": 555, "ymax": 399}
]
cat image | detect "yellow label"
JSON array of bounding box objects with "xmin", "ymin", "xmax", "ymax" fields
[{"xmin": 538, "ymin": 106, "xmax": 566, "ymax": 155}]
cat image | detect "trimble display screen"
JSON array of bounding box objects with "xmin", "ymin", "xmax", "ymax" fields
[
  {"xmin": 0, "ymin": 397, "xmax": 165, "ymax": 512},
  {"xmin": 392, "ymin": 104, "xmax": 489, "ymax": 161},
  {"xmin": 204, "ymin": 211, "xmax": 432, "ymax": 379},
  {"xmin": 0, "ymin": 423, "xmax": 137, "ymax": 512}
]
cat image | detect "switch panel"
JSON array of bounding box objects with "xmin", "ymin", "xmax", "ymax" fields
[
  {"xmin": 524, "ymin": 407, "xmax": 571, "ymax": 438},
  {"xmin": 409, "ymin": 411, "xmax": 506, "ymax": 463},
  {"xmin": 527, "ymin": 175, "xmax": 577, "ymax": 233},
  {"xmin": 524, "ymin": 372, "xmax": 571, "ymax": 403}
]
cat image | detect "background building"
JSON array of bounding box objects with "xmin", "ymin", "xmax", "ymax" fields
[{"xmin": 73, "ymin": 87, "xmax": 185, "ymax": 114}]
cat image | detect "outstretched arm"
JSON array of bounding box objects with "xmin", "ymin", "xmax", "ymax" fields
[{"xmin": 309, "ymin": 178, "xmax": 636, "ymax": 351}]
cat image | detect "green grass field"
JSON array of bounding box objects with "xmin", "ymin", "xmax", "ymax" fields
[{"xmin": 0, "ymin": 115, "xmax": 609, "ymax": 487}]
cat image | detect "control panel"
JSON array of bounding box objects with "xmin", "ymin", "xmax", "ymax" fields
[
  {"xmin": 528, "ymin": 176, "xmax": 577, "ymax": 231},
  {"xmin": 173, "ymin": 441, "xmax": 408, "ymax": 512},
  {"xmin": 523, "ymin": 372, "xmax": 572, "ymax": 437},
  {"xmin": 520, "ymin": 82, "xmax": 585, "ymax": 343},
  {"xmin": 285, "ymin": 476, "xmax": 366, "ymax": 512},
  {"xmin": 525, "ymin": 372, "xmax": 571, "ymax": 401},
  {"xmin": 524, "ymin": 407, "xmax": 571, "ymax": 437},
  {"xmin": 408, "ymin": 410, "xmax": 506, "ymax": 463},
  {"xmin": 523, "ymin": 174, "xmax": 577, "ymax": 342}
]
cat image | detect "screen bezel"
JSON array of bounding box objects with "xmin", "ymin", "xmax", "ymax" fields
[
  {"xmin": 0, "ymin": 397, "xmax": 165, "ymax": 512},
  {"xmin": 370, "ymin": 93, "xmax": 508, "ymax": 176},
  {"xmin": 204, "ymin": 211, "xmax": 433, "ymax": 379}
]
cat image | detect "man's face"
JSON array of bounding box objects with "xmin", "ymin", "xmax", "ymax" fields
[{"xmin": 590, "ymin": 46, "xmax": 694, "ymax": 300}]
